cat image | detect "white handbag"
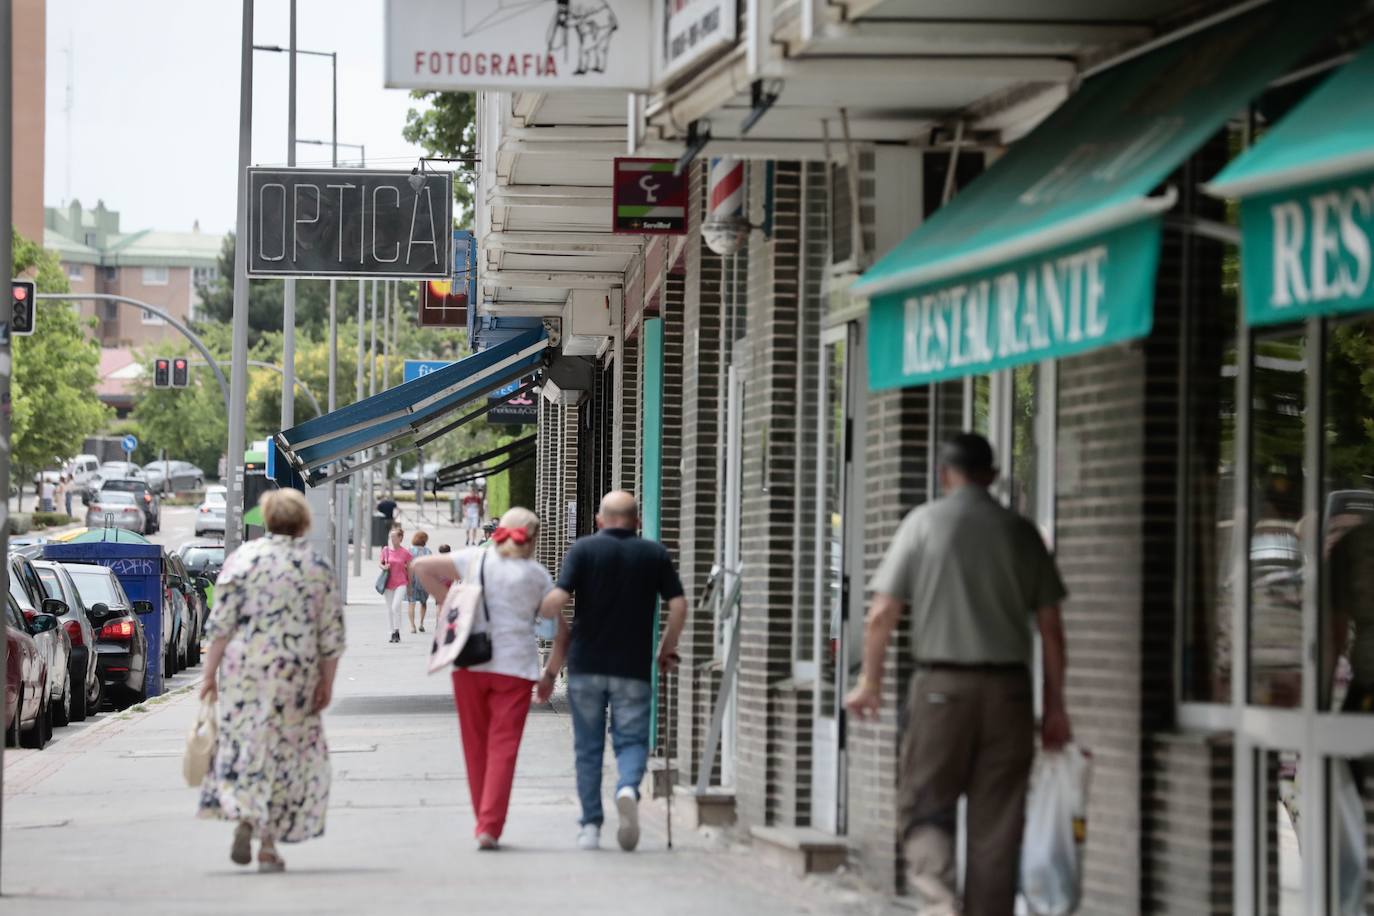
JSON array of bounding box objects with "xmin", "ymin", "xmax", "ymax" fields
[
  {"xmin": 427, "ymin": 550, "xmax": 487, "ymax": 674},
  {"xmin": 183, "ymin": 698, "xmax": 217, "ymax": 788}
]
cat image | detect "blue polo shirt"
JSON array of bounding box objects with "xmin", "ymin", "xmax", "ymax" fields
[{"xmin": 556, "ymin": 527, "xmax": 685, "ymax": 681}]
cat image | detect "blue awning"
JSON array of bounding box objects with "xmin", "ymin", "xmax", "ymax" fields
[{"xmin": 275, "ymin": 327, "xmax": 549, "ymax": 481}]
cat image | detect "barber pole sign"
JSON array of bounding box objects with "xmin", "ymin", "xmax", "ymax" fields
[{"xmin": 702, "ymin": 157, "xmax": 749, "ymax": 255}]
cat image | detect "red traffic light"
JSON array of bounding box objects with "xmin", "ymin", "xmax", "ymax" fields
[{"xmin": 12, "ymin": 284, "xmax": 27, "ymax": 301}]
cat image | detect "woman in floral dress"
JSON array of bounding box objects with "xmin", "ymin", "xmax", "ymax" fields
[{"xmin": 198, "ymin": 489, "xmax": 345, "ymax": 872}]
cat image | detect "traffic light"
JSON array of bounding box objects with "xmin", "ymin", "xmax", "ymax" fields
[
  {"xmin": 11, "ymin": 280, "xmax": 35, "ymax": 336},
  {"xmin": 153, "ymin": 357, "xmax": 170, "ymax": 388},
  {"xmin": 171, "ymin": 357, "xmax": 189, "ymax": 388}
]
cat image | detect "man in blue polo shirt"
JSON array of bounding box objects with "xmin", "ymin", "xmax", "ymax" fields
[{"xmin": 538, "ymin": 490, "xmax": 688, "ymax": 852}]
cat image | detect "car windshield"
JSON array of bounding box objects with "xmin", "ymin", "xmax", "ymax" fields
[
  {"xmin": 68, "ymin": 569, "xmax": 128, "ymax": 607},
  {"xmin": 100, "ymin": 481, "xmax": 144, "ymax": 495},
  {"xmin": 94, "ymin": 490, "xmax": 138, "ymax": 505},
  {"xmin": 204, "ymin": 490, "xmax": 226, "ymax": 506},
  {"xmin": 181, "ymin": 546, "xmax": 224, "ymax": 570}
]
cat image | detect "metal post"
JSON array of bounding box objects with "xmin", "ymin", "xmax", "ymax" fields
[
  {"xmin": 381, "ymin": 280, "xmax": 392, "ymax": 495},
  {"xmin": 0, "ymin": 0, "xmax": 14, "ymax": 877},
  {"xmin": 280, "ymin": 0, "xmax": 297, "ymax": 430},
  {"xmin": 327, "ymin": 50, "xmax": 341, "ymax": 592},
  {"xmin": 367, "ymin": 279, "xmax": 378, "ymax": 550},
  {"xmin": 353, "ymin": 277, "xmax": 364, "ymax": 575},
  {"xmin": 225, "ymin": 0, "xmax": 255, "ymax": 554}
]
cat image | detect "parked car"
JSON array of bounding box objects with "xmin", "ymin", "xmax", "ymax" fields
[
  {"xmin": 398, "ymin": 461, "xmax": 441, "ymax": 490},
  {"xmin": 91, "ymin": 478, "xmax": 160, "ymax": 534},
  {"xmin": 33, "ymin": 560, "xmax": 103, "ymax": 721},
  {"xmin": 4, "ymin": 592, "xmax": 57, "ymax": 748},
  {"xmin": 9, "ymin": 536, "xmax": 48, "ymax": 561},
  {"xmin": 83, "ymin": 461, "xmax": 145, "ymax": 500},
  {"xmin": 178, "ymin": 541, "xmax": 224, "ymax": 609},
  {"xmin": 84, "ymin": 489, "xmax": 146, "ymax": 534},
  {"xmin": 8, "ymin": 554, "xmax": 74, "ymax": 727},
  {"xmin": 164, "ymin": 584, "xmax": 188, "ymax": 676},
  {"xmin": 194, "ymin": 485, "xmax": 227, "ymax": 536},
  {"xmin": 166, "ymin": 553, "xmax": 204, "ymax": 666},
  {"xmin": 144, "ymin": 460, "xmax": 205, "ymax": 494},
  {"xmin": 63, "ymin": 563, "xmax": 150, "ymax": 708}
]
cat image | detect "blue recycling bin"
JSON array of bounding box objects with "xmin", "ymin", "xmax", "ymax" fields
[{"xmin": 42, "ymin": 541, "xmax": 165, "ymax": 698}]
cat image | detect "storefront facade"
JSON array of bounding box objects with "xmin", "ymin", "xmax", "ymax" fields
[{"xmin": 469, "ymin": 2, "xmax": 1374, "ymax": 910}]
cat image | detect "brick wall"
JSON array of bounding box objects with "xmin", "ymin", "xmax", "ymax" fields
[
  {"xmin": 676, "ymin": 160, "xmax": 727, "ymax": 783},
  {"xmin": 735, "ymin": 161, "xmax": 806, "ymax": 829}
]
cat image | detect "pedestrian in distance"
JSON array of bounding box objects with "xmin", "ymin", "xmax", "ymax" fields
[
  {"xmin": 461, "ymin": 487, "xmax": 484, "ymax": 546},
  {"xmin": 198, "ymin": 489, "xmax": 345, "ymax": 873},
  {"xmin": 39, "ymin": 475, "xmax": 55, "ymax": 513},
  {"xmin": 377, "ymin": 495, "xmax": 398, "ymax": 526},
  {"xmin": 845, "ymin": 433, "xmax": 1071, "ymax": 916},
  {"xmin": 57, "ymin": 474, "xmax": 71, "ymax": 516},
  {"xmin": 407, "ymin": 530, "xmax": 433, "ymax": 633},
  {"xmin": 539, "ymin": 490, "xmax": 688, "ymax": 852},
  {"xmin": 413, "ymin": 507, "xmax": 557, "ymax": 850},
  {"xmin": 380, "ymin": 525, "xmax": 413, "ymax": 644}
]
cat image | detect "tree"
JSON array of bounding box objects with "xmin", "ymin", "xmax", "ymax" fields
[
  {"xmin": 403, "ymin": 91, "xmax": 477, "ymax": 227},
  {"xmin": 10, "ymin": 231, "xmax": 111, "ymax": 495},
  {"xmin": 194, "ymin": 234, "xmax": 335, "ymax": 344}
]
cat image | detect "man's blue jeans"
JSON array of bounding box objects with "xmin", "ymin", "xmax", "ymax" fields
[{"xmin": 567, "ymin": 673, "xmax": 651, "ymax": 827}]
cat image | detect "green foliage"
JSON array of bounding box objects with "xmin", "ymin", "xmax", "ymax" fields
[
  {"xmin": 31, "ymin": 512, "xmax": 75, "ymax": 529},
  {"xmin": 402, "ymin": 91, "xmax": 476, "ymax": 227},
  {"xmin": 10, "ymin": 231, "xmax": 111, "ymax": 480}
]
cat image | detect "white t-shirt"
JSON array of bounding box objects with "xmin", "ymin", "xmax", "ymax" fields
[{"xmin": 452, "ymin": 547, "xmax": 553, "ymax": 681}]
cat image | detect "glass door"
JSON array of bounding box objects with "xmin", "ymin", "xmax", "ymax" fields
[{"xmin": 813, "ymin": 321, "xmax": 864, "ymax": 833}]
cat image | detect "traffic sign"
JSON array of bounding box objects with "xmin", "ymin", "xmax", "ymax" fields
[
  {"xmin": 122, "ymin": 434, "xmax": 138, "ymax": 453},
  {"xmin": 403, "ymin": 359, "xmax": 454, "ymax": 384}
]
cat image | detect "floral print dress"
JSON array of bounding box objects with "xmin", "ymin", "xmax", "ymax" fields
[{"xmin": 197, "ymin": 534, "xmax": 345, "ymax": 842}]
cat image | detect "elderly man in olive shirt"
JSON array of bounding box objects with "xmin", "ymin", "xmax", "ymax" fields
[{"xmin": 846, "ymin": 433, "xmax": 1071, "ymax": 915}]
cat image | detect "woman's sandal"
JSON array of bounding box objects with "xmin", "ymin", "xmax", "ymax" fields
[
  {"xmin": 231, "ymin": 822, "xmax": 253, "ymax": 866},
  {"xmin": 258, "ymin": 848, "xmax": 286, "ymax": 873}
]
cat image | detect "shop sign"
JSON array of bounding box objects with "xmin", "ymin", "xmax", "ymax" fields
[
  {"xmin": 403, "ymin": 359, "xmax": 455, "ymax": 384},
  {"xmin": 659, "ymin": 0, "xmax": 737, "ymax": 83},
  {"xmin": 247, "ymin": 168, "xmax": 452, "ymax": 279},
  {"xmin": 488, "ymin": 378, "xmax": 538, "ymax": 425},
  {"xmin": 385, "ymin": 0, "xmax": 652, "ymax": 92},
  {"xmin": 613, "ymin": 158, "xmax": 688, "ymax": 235},
  {"xmin": 867, "ymin": 219, "xmax": 1159, "ymax": 390},
  {"xmin": 1239, "ymin": 170, "xmax": 1374, "ymax": 326}
]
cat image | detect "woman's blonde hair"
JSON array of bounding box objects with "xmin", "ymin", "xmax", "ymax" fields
[
  {"xmin": 494, "ymin": 507, "xmax": 539, "ymax": 559},
  {"xmin": 261, "ymin": 488, "xmax": 311, "ymax": 537},
  {"xmin": 412, "ymin": 530, "xmax": 429, "ymax": 547}
]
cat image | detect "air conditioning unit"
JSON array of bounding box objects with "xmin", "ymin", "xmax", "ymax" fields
[{"xmin": 560, "ymin": 289, "xmax": 619, "ymax": 357}]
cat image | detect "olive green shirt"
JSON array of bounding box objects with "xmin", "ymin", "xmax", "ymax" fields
[{"xmin": 870, "ymin": 486, "xmax": 1066, "ymax": 666}]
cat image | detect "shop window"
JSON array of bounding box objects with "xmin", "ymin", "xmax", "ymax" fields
[
  {"xmin": 1011, "ymin": 364, "xmax": 1047, "ymax": 529},
  {"xmin": 1321, "ymin": 317, "xmax": 1374, "ymax": 714},
  {"xmin": 972, "ymin": 375, "xmax": 991, "ymax": 437},
  {"xmin": 1182, "ymin": 280, "xmax": 1240, "ymax": 704},
  {"xmin": 1249, "ymin": 328, "xmax": 1308, "ymax": 709}
]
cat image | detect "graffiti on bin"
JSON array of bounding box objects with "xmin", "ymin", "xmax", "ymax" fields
[{"xmin": 104, "ymin": 557, "xmax": 159, "ymax": 577}]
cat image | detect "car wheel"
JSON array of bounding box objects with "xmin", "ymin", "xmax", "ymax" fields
[
  {"xmin": 6, "ymin": 711, "xmax": 18, "ymax": 747},
  {"xmin": 52, "ymin": 679, "xmax": 72, "ymax": 727},
  {"xmin": 70, "ymin": 670, "xmax": 89, "ymax": 722},
  {"xmin": 21, "ymin": 696, "xmax": 49, "ymax": 749}
]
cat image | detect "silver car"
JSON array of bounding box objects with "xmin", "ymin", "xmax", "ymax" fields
[
  {"xmin": 85, "ymin": 490, "xmax": 146, "ymax": 533},
  {"xmin": 195, "ymin": 485, "xmax": 227, "ymax": 536},
  {"xmin": 144, "ymin": 460, "xmax": 206, "ymax": 494}
]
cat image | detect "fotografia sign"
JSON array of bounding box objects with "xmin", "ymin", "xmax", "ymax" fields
[
  {"xmin": 385, "ymin": 0, "xmax": 652, "ymax": 92},
  {"xmin": 613, "ymin": 158, "xmax": 687, "ymax": 235},
  {"xmin": 246, "ymin": 168, "xmax": 453, "ymax": 279}
]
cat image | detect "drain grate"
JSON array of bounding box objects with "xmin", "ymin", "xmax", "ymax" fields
[{"xmin": 328, "ymin": 694, "xmax": 455, "ymax": 717}]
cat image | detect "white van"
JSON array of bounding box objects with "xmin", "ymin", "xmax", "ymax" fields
[{"xmin": 65, "ymin": 454, "xmax": 100, "ymax": 488}]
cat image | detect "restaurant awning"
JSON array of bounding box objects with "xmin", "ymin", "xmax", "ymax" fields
[
  {"xmin": 854, "ymin": 0, "xmax": 1340, "ymax": 390},
  {"xmin": 275, "ymin": 327, "xmax": 549, "ymax": 482},
  {"xmin": 1205, "ymin": 41, "xmax": 1374, "ymax": 326}
]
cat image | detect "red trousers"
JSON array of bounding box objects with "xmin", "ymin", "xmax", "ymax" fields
[{"xmin": 450, "ymin": 669, "xmax": 534, "ymax": 840}]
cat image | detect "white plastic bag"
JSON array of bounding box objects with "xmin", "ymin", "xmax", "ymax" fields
[{"xmin": 1020, "ymin": 744, "xmax": 1092, "ymax": 916}]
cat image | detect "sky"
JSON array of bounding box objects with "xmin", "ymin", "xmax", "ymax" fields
[{"xmin": 44, "ymin": 0, "xmax": 429, "ymax": 237}]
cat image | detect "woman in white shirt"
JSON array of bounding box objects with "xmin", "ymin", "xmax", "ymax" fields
[{"xmin": 412, "ymin": 506, "xmax": 556, "ymax": 850}]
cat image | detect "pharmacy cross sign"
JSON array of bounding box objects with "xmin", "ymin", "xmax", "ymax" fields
[{"xmin": 612, "ymin": 158, "xmax": 687, "ymax": 235}]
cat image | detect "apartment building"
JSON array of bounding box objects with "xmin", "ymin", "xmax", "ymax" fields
[{"xmin": 44, "ymin": 200, "xmax": 222, "ymax": 347}]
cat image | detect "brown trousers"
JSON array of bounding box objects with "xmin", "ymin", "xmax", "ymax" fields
[{"xmin": 898, "ymin": 668, "xmax": 1034, "ymax": 915}]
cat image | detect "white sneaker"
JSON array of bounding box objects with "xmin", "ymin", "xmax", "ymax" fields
[
  {"xmin": 577, "ymin": 824, "xmax": 600, "ymax": 850},
  {"xmin": 615, "ymin": 786, "xmax": 640, "ymax": 851}
]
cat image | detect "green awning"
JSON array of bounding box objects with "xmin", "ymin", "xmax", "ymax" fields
[
  {"xmin": 856, "ymin": 0, "xmax": 1340, "ymax": 391},
  {"xmin": 1205, "ymin": 42, "xmax": 1374, "ymax": 326}
]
